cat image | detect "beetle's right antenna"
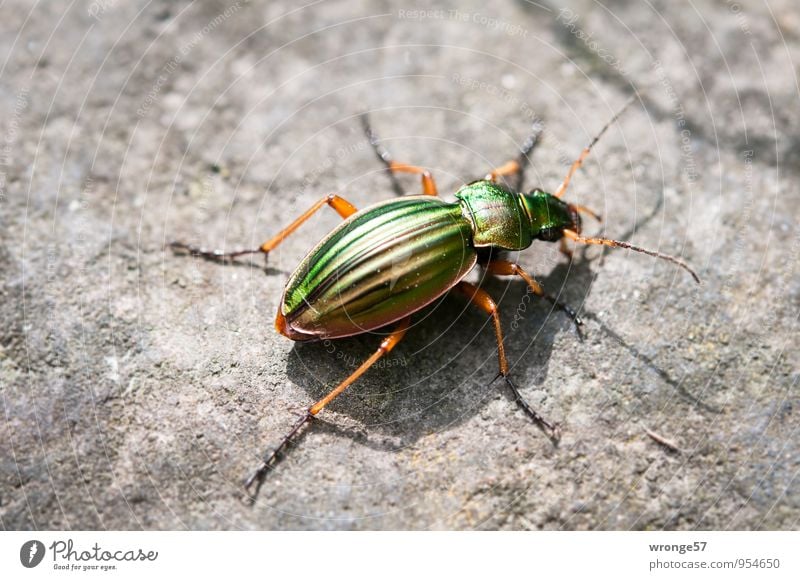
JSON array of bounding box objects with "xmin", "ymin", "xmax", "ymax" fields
[
  {"xmin": 554, "ymin": 93, "xmax": 638, "ymax": 198},
  {"xmin": 562, "ymin": 229, "xmax": 700, "ymax": 283}
]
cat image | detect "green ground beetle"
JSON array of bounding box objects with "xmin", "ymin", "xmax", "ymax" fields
[{"xmin": 171, "ymin": 95, "xmax": 700, "ymax": 494}]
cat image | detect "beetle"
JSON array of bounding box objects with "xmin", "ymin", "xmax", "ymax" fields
[{"xmin": 171, "ymin": 95, "xmax": 699, "ymax": 494}]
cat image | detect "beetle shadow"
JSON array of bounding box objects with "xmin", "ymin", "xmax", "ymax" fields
[{"xmin": 577, "ymin": 187, "xmax": 719, "ymax": 413}]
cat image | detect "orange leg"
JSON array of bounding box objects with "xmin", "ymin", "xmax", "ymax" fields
[
  {"xmin": 454, "ymin": 281, "xmax": 559, "ymax": 440},
  {"xmin": 260, "ymin": 194, "xmax": 357, "ymax": 252},
  {"xmin": 554, "ymin": 94, "xmax": 637, "ymax": 198},
  {"xmin": 574, "ymin": 204, "xmax": 602, "ymax": 222},
  {"xmin": 388, "ymin": 161, "xmax": 438, "ymax": 196},
  {"xmin": 486, "ymin": 159, "xmax": 522, "ymax": 182},
  {"xmin": 484, "ymin": 260, "xmax": 582, "ymax": 328},
  {"xmin": 245, "ymin": 317, "xmax": 411, "ymax": 494},
  {"xmin": 485, "ymin": 122, "xmax": 543, "ymax": 189},
  {"xmin": 170, "ymin": 193, "xmax": 358, "ymax": 263},
  {"xmin": 454, "ymin": 281, "xmax": 509, "ymax": 375},
  {"xmin": 360, "ymin": 113, "xmax": 438, "ymax": 196},
  {"xmin": 553, "ymin": 143, "xmax": 591, "ymax": 199},
  {"xmin": 559, "ymin": 238, "xmax": 573, "ymax": 260}
]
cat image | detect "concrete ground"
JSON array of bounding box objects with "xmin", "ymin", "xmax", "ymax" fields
[{"xmin": 1, "ymin": 0, "xmax": 798, "ymax": 530}]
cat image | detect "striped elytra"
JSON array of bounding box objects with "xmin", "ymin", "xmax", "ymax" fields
[{"xmin": 279, "ymin": 195, "xmax": 477, "ymax": 340}]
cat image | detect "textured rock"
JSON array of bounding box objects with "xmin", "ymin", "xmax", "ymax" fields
[{"xmin": 1, "ymin": 0, "xmax": 798, "ymax": 530}]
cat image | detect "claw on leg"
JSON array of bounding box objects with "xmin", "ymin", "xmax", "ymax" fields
[
  {"xmin": 244, "ymin": 411, "xmax": 313, "ymax": 494},
  {"xmin": 492, "ymin": 372, "xmax": 561, "ymax": 442},
  {"xmin": 455, "ymin": 281, "xmax": 562, "ymax": 442},
  {"xmin": 169, "ymin": 241, "xmax": 266, "ymax": 263}
]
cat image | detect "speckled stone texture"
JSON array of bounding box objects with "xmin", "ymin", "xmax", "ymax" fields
[{"xmin": 1, "ymin": 0, "xmax": 798, "ymax": 530}]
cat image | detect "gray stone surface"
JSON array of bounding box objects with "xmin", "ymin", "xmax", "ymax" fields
[{"xmin": 1, "ymin": 0, "xmax": 798, "ymax": 530}]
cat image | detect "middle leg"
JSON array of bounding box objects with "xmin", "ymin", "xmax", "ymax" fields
[
  {"xmin": 454, "ymin": 281, "xmax": 560, "ymax": 440},
  {"xmin": 485, "ymin": 120, "xmax": 543, "ymax": 191},
  {"xmin": 361, "ymin": 113, "xmax": 438, "ymax": 196}
]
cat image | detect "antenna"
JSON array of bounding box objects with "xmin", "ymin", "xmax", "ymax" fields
[
  {"xmin": 562, "ymin": 229, "xmax": 700, "ymax": 283},
  {"xmin": 554, "ymin": 93, "xmax": 639, "ymax": 198}
]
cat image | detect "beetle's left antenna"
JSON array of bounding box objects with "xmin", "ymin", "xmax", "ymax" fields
[{"xmin": 554, "ymin": 93, "xmax": 638, "ymax": 199}]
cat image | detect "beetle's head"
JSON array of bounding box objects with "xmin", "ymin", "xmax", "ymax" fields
[
  {"xmin": 520, "ymin": 189, "xmax": 588, "ymax": 241},
  {"xmin": 519, "ymin": 190, "xmax": 700, "ymax": 284}
]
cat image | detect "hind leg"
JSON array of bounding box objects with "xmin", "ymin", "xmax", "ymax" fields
[{"xmin": 244, "ymin": 316, "xmax": 411, "ymax": 495}]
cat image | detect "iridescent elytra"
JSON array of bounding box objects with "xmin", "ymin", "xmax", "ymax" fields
[{"xmin": 170, "ymin": 96, "xmax": 700, "ymax": 495}]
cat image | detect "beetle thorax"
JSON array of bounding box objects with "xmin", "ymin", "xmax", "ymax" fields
[{"xmin": 454, "ymin": 180, "xmax": 533, "ymax": 250}]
